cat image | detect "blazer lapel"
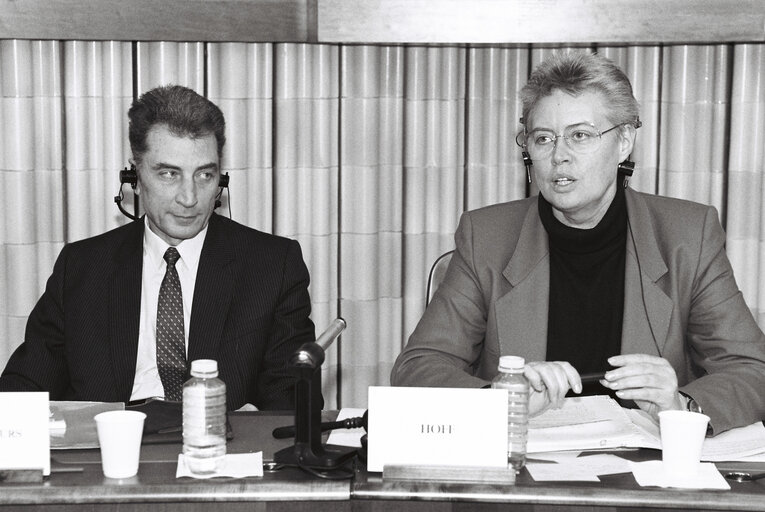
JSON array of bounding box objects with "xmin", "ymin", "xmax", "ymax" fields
[
  {"xmin": 495, "ymin": 203, "xmax": 550, "ymax": 362},
  {"xmin": 188, "ymin": 215, "xmax": 235, "ymax": 362},
  {"xmin": 109, "ymin": 220, "xmax": 144, "ymax": 401},
  {"xmin": 622, "ymin": 189, "xmax": 673, "ymax": 356}
]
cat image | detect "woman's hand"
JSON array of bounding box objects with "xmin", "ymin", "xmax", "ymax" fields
[
  {"xmin": 600, "ymin": 354, "xmax": 685, "ymax": 419},
  {"xmin": 524, "ymin": 361, "xmax": 582, "ymax": 416}
]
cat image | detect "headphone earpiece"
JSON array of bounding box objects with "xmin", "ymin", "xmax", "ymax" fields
[
  {"xmin": 120, "ymin": 165, "xmax": 138, "ymax": 189},
  {"xmin": 115, "ymin": 164, "xmax": 139, "ymax": 221},
  {"xmin": 522, "ymin": 151, "xmax": 533, "ymax": 184},
  {"xmin": 215, "ymin": 172, "xmax": 229, "ymax": 209},
  {"xmin": 618, "ymin": 159, "xmax": 635, "ymax": 188}
]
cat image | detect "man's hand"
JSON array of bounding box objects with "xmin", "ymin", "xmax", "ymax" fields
[
  {"xmin": 524, "ymin": 361, "xmax": 582, "ymax": 416},
  {"xmin": 601, "ymin": 354, "xmax": 684, "ymax": 419}
]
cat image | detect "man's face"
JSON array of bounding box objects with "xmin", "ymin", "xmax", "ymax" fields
[
  {"xmin": 527, "ymin": 89, "xmax": 635, "ymax": 228},
  {"xmin": 134, "ymin": 124, "xmax": 221, "ymax": 246}
]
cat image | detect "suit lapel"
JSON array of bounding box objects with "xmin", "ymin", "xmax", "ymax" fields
[
  {"xmin": 109, "ymin": 220, "xmax": 144, "ymax": 401},
  {"xmin": 188, "ymin": 215, "xmax": 235, "ymax": 362},
  {"xmin": 493, "ymin": 191, "xmax": 673, "ymax": 361},
  {"xmin": 622, "ymin": 189, "xmax": 673, "ymax": 356},
  {"xmin": 496, "ymin": 203, "xmax": 550, "ymax": 362}
]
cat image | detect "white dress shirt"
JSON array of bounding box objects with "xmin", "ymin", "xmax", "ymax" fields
[{"xmin": 130, "ymin": 218, "xmax": 207, "ymax": 401}]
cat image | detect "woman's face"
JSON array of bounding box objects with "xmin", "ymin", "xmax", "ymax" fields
[{"xmin": 526, "ymin": 89, "xmax": 635, "ymax": 229}]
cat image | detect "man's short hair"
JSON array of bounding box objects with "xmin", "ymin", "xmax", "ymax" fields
[
  {"xmin": 520, "ymin": 51, "xmax": 640, "ymax": 129},
  {"xmin": 128, "ymin": 84, "xmax": 226, "ymax": 164}
]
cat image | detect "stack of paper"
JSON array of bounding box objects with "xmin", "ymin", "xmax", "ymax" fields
[
  {"xmin": 527, "ymin": 395, "xmax": 765, "ymax": 462},
  {"xmin": 624, "ymin": 408, "xmax": 765, "ymax": 462},
  {"xmin": 528, "ymin": 395, "xmax": 658, "ymax": 453}
]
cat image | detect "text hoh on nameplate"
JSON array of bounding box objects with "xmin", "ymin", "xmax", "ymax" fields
[
  {"xmin": 0, "ymin": 392, "xmax": 50, "ymax": 475},
  {"xmin": 367, "ymin": 386, "xmax": 508, "ymax": 472}
]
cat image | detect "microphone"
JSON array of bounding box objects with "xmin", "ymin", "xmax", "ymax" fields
[
  {"xmin": 290, "ymin": 317, "xmax": 346, "ymax": 369},
  {"xmin": 316, "ymin": 317, "xmax": 346, "ymax": 351},
  {"xmin": 273, "ymin": 317, "xmax": 357, "ymax": 470},
  {"xmin": 273, "ymin": 410, "xmax": 367, "ymax": 439}
]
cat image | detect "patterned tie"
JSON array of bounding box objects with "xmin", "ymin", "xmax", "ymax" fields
[{"xmin": 156, "ymin": 247, "xmax": 187, "ymax": 401}]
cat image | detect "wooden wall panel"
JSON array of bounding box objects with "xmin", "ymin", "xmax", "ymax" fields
[
  {"xmin": 319, "ymin": 0, "xmax": 765, "ymax": 44},
  {"xmin": 0, "ymin": 0, "xmax": 312, "ymax": 42},
  {"xmin": 2, "ymin": 0, "xmax": 763, "ymax": 45}
]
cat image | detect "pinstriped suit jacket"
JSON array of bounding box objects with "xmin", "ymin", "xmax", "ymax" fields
[
  {"xmin": 0, "ymin": 213, "xmax": 315, "ymax": 410},
  {"xmin": 391, "ymin": 188, "xmax": 765, "ymax": 434}
]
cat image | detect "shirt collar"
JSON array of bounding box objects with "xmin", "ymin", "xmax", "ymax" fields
[{"xmin": 143, "ymin": 217, "xmax": 208, "ymax": 274}]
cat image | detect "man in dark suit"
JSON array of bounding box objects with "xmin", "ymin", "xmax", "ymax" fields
[{"xmin": 0, "ymin": 85, "xmax": 315, "ymax": 410}]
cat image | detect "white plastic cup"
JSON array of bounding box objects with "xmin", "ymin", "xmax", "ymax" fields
[
  {"xmin": 659, "ymin": 410, "xmax": 709, "ymax": 481},
  {"xmin": 94, "ymin": 410, "xmax": 147, "ymax": 479}
]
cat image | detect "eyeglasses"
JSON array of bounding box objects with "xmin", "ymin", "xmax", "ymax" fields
[{"xmin": 516, "ymin": 123, "xmax": 625, "ymax": 158}]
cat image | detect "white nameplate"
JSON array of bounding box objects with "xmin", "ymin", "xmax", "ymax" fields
[
  {"xmin": 0, "ymin": 392, "xmax": 50, "ymax": 475},
  {"xmin": 367, "ymin": 386, "xmax": 508, "ymax": 472}
]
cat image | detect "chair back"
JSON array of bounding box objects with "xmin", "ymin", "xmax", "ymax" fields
[{"xmin": 426, "ymin": 250, "xmax": 454, "ymax": 306}]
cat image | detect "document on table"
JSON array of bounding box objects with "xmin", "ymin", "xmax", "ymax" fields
[
  {"xmin": 529, "ymin": 395, "xmax": 629, "ymax": 429},
  {"xmin": 527, "ymin": 395, "xmax": 655, "ymax": 453},
  {"xmin": 625, "ymin": 408, "xmax": 765, "ymax": 461},
  {"xmin": 527, "ymin": 453, "xmax": 633, "ymax": 482},
  {"xmin": 527, "ymin": 395, "xmax": 765, "ymax": 462},
  {"xmin": 49, "ymin": 401, "xmax": 124, "ymax": 449}
]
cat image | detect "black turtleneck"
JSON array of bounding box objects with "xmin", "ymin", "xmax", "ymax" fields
[{"xmin": 539, "ymin": 186, "xmax": 627, "ymax": 397}]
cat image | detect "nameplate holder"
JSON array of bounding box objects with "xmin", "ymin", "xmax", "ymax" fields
[
  {"xmin": 367, "ymin": 386, "xmax": 508, "ymax": 473},
  {"xmin": 383, "ymin": 464, "xmax": 516, "ymax": 484},
  {"xmin": 0, "ymin": 392, "xmax": 50, "ymax": 476}
]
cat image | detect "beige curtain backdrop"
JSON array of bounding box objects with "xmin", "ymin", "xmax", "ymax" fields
[{"xmin": 1, "ymin": 41, "xmax": 764, "ymax": 408}]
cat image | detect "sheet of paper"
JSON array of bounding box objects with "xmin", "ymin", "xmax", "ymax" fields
[
  {"xmin": 631, "ymin": 460, "xmax": 729, "ymax": 490},
  {"xmin": 526, "ymin": 463, "xmax": 600, "ymax": 482},
  {"xmin": 326, "ymin": 408, "xmax": 366, "ymax": 448},
  {"xmin": 529, "ymin": 395, "xmax": 631, "ymax": 429},
  {"xmin": 527, "ymin": 451, "xmax": 582, "ymax": 462},
  {"xmin": 730, "ymin": 453, "xmax": 765, "ymax": 462},
  {"xmin": 700, "ymin": 422, "xmax": 765, "ymax": 461},
  {"xmin": 528, "ymin": 418, "xmax": 644, "ymax": 453},
  {"xmin": 176, "ymin": 452, "xmax": 263, "ymax": 479},
  {"xmin": 561, "ymin": 454, "xmax": 633, "ymax": 475}
]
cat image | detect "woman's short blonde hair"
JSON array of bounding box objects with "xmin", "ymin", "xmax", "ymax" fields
[{"xmin": 520, "ymin": 52, "xmax": 640, "ymax": 129}]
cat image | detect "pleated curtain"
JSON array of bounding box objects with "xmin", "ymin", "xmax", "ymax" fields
[{"xmin": 2, "ymin": 41, "xmax": 764, "ymax": 408}]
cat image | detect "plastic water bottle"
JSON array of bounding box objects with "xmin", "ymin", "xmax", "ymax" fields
[
  {"xmin": 182, "ymin": 359, "xmax": 227, "ymax": 475},
  {"xmin": 491, "ymin": 355, "xmax": 529, "ymax": 472}
]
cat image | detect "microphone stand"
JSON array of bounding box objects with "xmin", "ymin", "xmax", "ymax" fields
[{"xmin": 273, "ymin": 318, "xmax": 357, "ymax": 470}]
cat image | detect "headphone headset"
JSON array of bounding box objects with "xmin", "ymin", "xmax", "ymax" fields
[{"xmin": 114, "ymin": 164, "xmax": 230, "ymax": 221}]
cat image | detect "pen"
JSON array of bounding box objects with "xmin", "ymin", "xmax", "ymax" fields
[{"xmin": 580, "ymin": 371, "xmax": 606, "ymax": 383}]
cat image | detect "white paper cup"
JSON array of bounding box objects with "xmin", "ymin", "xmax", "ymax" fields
[
  {"xmin": 94, "ymin": 410, "xmax": 147, "ymax": 479},
  {"xmin": 659, "ymin": 410, "xmax": 709, "ymax": 481}
]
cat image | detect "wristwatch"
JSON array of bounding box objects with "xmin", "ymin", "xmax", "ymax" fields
[
  {"xmin": 681, "ymin": 392, "xmax": 703, "ymax": 414},
  {"xmin": 680, "ymin": 391, "xmax": 712, "ymax": 435}
]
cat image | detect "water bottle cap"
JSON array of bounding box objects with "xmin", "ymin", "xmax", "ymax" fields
[
  {"xmin": 498, "ymin": 355, "xmax": 525, "ymax": 370},
  {"xmin": 190, "ymin": 359, "xmax": 219, "ymax": 377}
]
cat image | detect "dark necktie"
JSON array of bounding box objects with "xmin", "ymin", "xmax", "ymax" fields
[{"xmin": 156, "ymin": 247, "xmax": 187, "ymax": 401}]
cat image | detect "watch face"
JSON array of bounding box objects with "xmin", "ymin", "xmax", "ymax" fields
[{"xmin": 688, "ymin": 399, "xmax": 703, "ymax": 414}]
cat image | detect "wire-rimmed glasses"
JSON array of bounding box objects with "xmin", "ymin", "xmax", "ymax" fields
[{"xmin": 515, "ymin": 122, "xmax": 625, "ymax": 159}]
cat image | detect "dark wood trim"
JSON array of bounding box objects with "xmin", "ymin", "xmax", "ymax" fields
[{"xmin": 0, "ymin": 0, "xmax": 310, "ymax": 42}]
